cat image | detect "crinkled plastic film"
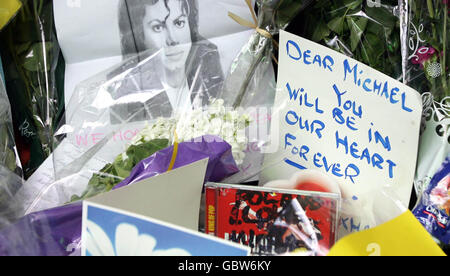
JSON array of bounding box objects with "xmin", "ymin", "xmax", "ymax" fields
[
  {"xmin": 402, "ymin": 0, "xmax": 449, "ymax": 100},
  {"xmin": 413, "ymin": 157, "xmax": 450, "ymax": 250},
  {"xmin": 0, "ymin": 60, "xmax": 24, "ymax": 228},
  {"xmin": 398, "ymin": 0, "xmax": 449, "ymax": 251},
  {"xmin": 0, "ymin": 0, "xmax": 302, "ymax": 256},
  {"xmin": 30, "ymin": 43, "xmax": 227, "ymax": 212},
  {"xmin": 216, "ymin": 0, "xmax": 307, "ymax": 183},
  {"xmin": 0, "ymin": 0, "xmax": 65, "ymax": 178},
  {"xmin": 399, "ymin": 0, "xmax": 449, "ymax": 198}
]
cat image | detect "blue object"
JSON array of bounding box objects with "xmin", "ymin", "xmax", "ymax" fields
[
  {"xmin": 85, "ymin": 204, "xmax": 248, "ymax": 256},
  {"xmin": 413, "ymin": 157, "xmax": 450, "ymax": 245}
]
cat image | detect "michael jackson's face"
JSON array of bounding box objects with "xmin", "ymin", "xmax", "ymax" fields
[{"xmin": 142, "ymin": 0, "xmax": 192, "ymax": 72}]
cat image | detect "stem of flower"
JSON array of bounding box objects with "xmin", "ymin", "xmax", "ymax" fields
[
  {"xmin": 232, "ymin": 37, "xmax": 271, "ymax": 109},
  {"xmin": 38, "ymin": 0, "xmax": 44, "ymax": 15},
  {"xmin": 22, "ymin": 1, "xmax": 32, "ymax": 20},
  {"xmin": 427, "ymin": 0, "xmax": 435, "ymax": 19},
  {"xmin": 427, "ymin": 0, "xmax": 438, "ymax": 40}
]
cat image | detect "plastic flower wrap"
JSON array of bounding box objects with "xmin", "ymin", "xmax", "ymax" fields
[
  {"xmin": 403, "ymin": 0, "xmax": 449, "ymax": 102},
  {"xmin": 217, "ymin": 0, "xmax": 308, "ymax": 183},
  {"xmin": 413, "ymin": 157, "xmax": 450, "ymax": 250},
  {"xmin": 0, "ymin": 0, "xmax": 65, "ymax": 178},
  {"xmin": 167, "ymin": 99, "xmax": 251, "ymax": 164},
  {"xmin": 17, "ymin": 22, "xmax": 257, "ymax": 213},
  {"xmin": 0, "ymin": 59, "xmax": 24, "ymax": 226},
  {"xmin": 221, "ymin": 0, "xmax": 308, "ymax": 108},
  {"xmin": 399, "ymin": 0, "xmax": 450, "ymax": 199},
  {"xmin": 70, "ymin": 99, "xmax": 250, "ymax": 202}
]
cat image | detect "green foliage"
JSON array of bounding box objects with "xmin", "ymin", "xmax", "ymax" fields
[
  {"xmin": 274, "ymin": 0, "xmax": 308, "ymax": 29},
  {"xmin": 297, "ymin": 0, "xmax": 402, "ymax": 79}
]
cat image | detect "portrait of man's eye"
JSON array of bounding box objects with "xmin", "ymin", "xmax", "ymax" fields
[
  {"xmin": 173, "ymin": 17, "xmax": 186, "ymax": 28},
  {"xmin": 150, "ymin": 21, "xmax": 164, "ymax": 33}
]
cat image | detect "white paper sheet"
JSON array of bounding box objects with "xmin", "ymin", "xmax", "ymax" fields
[
  {"xmin": 85, "ymin": 158, "xmax": 209, "ymax": 230},
  {"xmin": 261, "ymin": 31, "xmax": 423, "ymax": 238},
  {"xmin": 54, "ymin": 0, "xmax": 255, "ymax": 111}
]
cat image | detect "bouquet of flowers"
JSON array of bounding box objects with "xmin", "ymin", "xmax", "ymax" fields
[
  {"xmin": 215, "ymin": 0, "xmax": 309, "ymax": 184},
  {"xmin": 0, "ymin": 0, "xmax": 65, "ymax": 178},
  {"xmin": 70, "ymin": 99, "xmax": 251, "ymax": 202},
  {"xmin": 221, "ymin": 0, "xmax": 308, "ymax": 108},
  {"xmin": 16, "ymin": 33, "xmax": 256, "ymax": 213}
]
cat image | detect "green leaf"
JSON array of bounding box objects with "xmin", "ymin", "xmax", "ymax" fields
[
  {"xmin": 276, "ymin": 0, "xmax": 308, "ymax": 28},
  {"xmin": 15, "ymin": 42, "xmax": 31, "ymax": 55},
  {"xmin": 312, "ymin": 20, "xmax": 331, "ymax": 42},
  {"xmin": 365, "ymin": 4, "xmax": 396, "ymax": 29},
  {"xmin": 360, "ymin": 32, "xmax": 384, "ymax": 67},
  {"xmin": 343, "ymin": 0, "xmax": 363, "ymax": 10},
  {"xmin": 21, "ymin": 42, "xmax": 53, "ymax": 72},
  {"xmin": 70, "ymin": 138, "xmax": 169, "ymax": 202},
  {"xmin": 328, "ymin": 16, "xmax": 346, "ymax": 34},
  {"xmin": 346, "ymin": 16, "xmax": 368, "ymax": 51}
]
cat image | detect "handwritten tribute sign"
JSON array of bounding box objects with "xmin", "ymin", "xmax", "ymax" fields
[{"xmin": 261, "ymin": 31, "xmax": 422, "ymax": 236}]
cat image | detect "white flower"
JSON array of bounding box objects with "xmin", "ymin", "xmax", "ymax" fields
[
  {"xmin": 126, "ymin": 98, "xmax": 252, "ymax": 165},
  {"xmin": 221, "ymin": 122, "xmax": 234, "ymax": 137},
  {"xmin": 85, "ymin": 221, "xmax": 191, "ymax": 256},
  {"xmin": 235, "ymin": 134, "xmax": 248, "ymax": 148}
]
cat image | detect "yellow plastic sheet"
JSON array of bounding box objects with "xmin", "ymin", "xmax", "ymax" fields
[
  {"xmin": 328, "ymin": 211, "xmax": 446, "ymax": 256},
  {"xmin": 0, "ymin": 0, "xmax": 21, "ymax": 30}
]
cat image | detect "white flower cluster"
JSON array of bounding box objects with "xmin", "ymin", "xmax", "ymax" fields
[{"xmin": 130, "ymin": 99, "xmax": 251, "ymax": 165}]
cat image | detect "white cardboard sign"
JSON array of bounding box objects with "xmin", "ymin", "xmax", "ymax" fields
[
  {"xmin": 261, "ymin": 31, "xmax": 423, "ymax": 235},
  {"xmin": 84, "ymin": 158, "xmax": 209, "ymax": 231}
]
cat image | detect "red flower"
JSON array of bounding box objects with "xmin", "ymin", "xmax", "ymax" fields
[{"xmin": 411, "ymin": 46, "xmax": 437, "ymax": 68}]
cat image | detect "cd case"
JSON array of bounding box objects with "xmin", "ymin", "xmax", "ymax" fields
[{"xmin": 205, "ymin": 183, "xmax": 340, "ymax": 256}]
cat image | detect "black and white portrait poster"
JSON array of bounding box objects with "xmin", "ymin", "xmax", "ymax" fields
[{"xmin": 54, "ymin": 0, "xmax": 257, "ymax": 120}]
